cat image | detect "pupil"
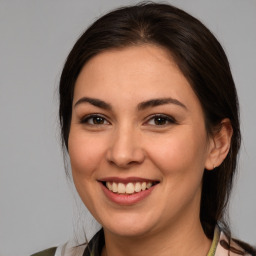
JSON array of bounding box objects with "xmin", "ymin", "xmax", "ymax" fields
[
  {"xmin": 93, "ymin": 117, "xmax": 104, "ymax": 124},
  {"xmin": 155, "ymin": 117, "xmax": 166, "ymax": 125}
]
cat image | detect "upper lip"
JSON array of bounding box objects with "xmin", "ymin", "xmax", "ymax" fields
[{"xmin": 98, "ymin": 177, "xmax": 159, "ymax": 184}]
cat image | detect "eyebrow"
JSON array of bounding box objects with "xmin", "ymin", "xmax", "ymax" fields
[
  {"xmin": 137, "ymin": 98, "xmax": 187, "ymax": 111},
  {"xmin": 74, "ymin": 97, "xmax": 187, "ymax": 111},
  {"xmin": 74, "ymin": 97, "xmax": 112, "ymax": 110}
]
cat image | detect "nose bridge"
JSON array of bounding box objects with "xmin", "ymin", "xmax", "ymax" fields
[{"xmin": 106, "ymin": 122, "xmax": 145, "ymax": 168}]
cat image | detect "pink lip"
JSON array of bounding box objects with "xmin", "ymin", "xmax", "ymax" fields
[{"xmin": 99, "ymin": 180, "xmax": 158, "ymax": 206}]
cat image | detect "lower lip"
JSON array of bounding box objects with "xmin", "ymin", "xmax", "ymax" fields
[{"xmin": 100, "ymin": 182, "xmax": 157, "ymax": 206}]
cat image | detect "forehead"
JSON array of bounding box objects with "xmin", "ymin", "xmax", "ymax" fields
[
  {"xmin": 77, "ymin": 44, "xmax": 177, "ymax": 83},
  {"xmin": 73, "ymin": 45, "xmax": 200, "ymax": 111}
]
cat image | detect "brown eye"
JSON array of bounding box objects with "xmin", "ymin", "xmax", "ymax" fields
[
  {"xmin": 154, "ymin": 116, "xmax": 168, "ymax": 125},
  {"xmin": 92, "ymin": 116, "xmax": 105, "ymax": 124},
  {"xmin": 146, "ymin": 114, "xmax": 176, "ymax": 126},
  {"xmin": 81, "ymin": 115, "xmax": 110, "ymax": 125}
]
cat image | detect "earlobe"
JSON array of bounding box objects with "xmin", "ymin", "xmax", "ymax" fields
[{"xmin": 205, "ymin": 118, "xmax": 233, "ymax": 171}]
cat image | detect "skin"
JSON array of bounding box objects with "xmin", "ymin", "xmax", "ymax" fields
[{"xmin": 68, "ymin": 45, "xmax": 232, "ymax": 256}]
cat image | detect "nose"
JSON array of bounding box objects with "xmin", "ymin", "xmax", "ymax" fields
[{"xmin": 106, "ymin": 126, "xmax": 145, "ymax": 169}]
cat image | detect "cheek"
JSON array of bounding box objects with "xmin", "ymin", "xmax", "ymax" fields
[
  {"xmin": 146, "ymin": 128, "xmax": 208, "ymax": 216},
  {"xmin": 68, "ymin": 131, "xmax": 106, "ymax": 178},
  {"xmin": 146, "ymin": 127, "xmax": 208, "ymax": 177},
  {"xmin": 68, "ymin": 131, "xmax": 108, "ymax": 213}
]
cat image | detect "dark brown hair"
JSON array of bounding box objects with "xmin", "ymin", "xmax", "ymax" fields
[{"xmin": 59, "ymin": 2, "xmax": 255, "ymax": 254}]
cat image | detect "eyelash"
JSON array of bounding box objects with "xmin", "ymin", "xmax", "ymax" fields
[
  {"xmin": 145, "ymin": 114, "xmax": 177, "ymax": 126},
  {"xmin": 80, "ymin": 114, "xmax": 110, "ymax": 125},
  {"xmin": 80, "ymin": 114, "xmax": 177, "ymax": 126}
]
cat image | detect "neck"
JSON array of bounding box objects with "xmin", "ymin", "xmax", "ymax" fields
[{"xmin": 102, "ymin": 218, "xmax": 211, "ymax": 256}]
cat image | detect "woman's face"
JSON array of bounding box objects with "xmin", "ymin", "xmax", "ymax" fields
[{"xmin": 68, "ymin": 45, "xmax": 213, "ymax": 238}]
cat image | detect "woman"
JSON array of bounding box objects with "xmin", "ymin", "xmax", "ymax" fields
[{"xmin": 32, "ymin": 2, "xmax": 255, "ymax": 256}]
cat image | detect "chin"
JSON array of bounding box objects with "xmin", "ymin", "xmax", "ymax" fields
[
  {"xmin": 100, "ymin": 212, "xmax": 159, "ymax": 238},
  {"xmin": 105, "ymin": 224, "xmax": 153, "ymax": 238}
]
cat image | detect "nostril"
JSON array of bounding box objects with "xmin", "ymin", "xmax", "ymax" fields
[
  {"xmin": 107, "ymin": 159, "xmax": 144, "ymax": 169},
  {"xmin": 106, "ymin": 143, "xmax": 146, "ymax": 168}
]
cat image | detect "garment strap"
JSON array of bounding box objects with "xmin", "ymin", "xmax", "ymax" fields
[{"xmin": 207, "ymin": 226, "xmax": 220, "ymax": 256}]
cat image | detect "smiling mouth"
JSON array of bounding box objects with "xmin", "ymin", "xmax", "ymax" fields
[{"xmin": 101, "ymin": 181, "xmax": 159, "ymax": 195}]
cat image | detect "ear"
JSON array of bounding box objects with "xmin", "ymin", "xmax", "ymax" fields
[{"xmin": 205, "ymin": 118, "xmax": 233, "ymax": 170}]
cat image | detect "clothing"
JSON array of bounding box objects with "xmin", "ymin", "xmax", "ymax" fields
[
  {"xmin": 31, "ymin": 226, "xmax": 253, "ymax": 256},
  {"xmin": 31, "ymin": 247, "xmax": 57, "ymax": 256}
]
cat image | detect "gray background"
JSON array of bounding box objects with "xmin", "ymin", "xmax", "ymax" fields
[{"xmin": 0, "ymin": 0, "xmax": 255, "ymax": 255}]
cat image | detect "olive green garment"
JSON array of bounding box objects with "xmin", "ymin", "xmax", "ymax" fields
[{"xmin": 31, "ymin": 247, "xmax": 57, "ymax": 256}]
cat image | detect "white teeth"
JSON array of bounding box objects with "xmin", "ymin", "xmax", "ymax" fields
[
  {"xmin": 146, "ymin": 182, "xmax": 152, "ymax": 189},
  {"xmin": 126, "ymin": 183, "xmax": 135, "ymax": 194},
  {"xmin": 105, "ymin": 181, "xmax": 156, "ymax": 194},
  {"xmin": 117, "ymin": 183, "xmax": 126, "ymax": 194},
  {"xmin": 112, "ymin": 182, "xmax": 118, "ymax": 192},
  {"xmin": 134, "ymin": 182, "xmax": 142, "ymax": 192},
  {"xmin": 106, "ymin": 182, "xmax": 112, "ymax": 190}
]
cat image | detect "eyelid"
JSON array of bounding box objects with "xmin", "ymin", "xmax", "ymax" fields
[
  {"xmin": 143, "ymin": 114, "xmax": 177, "ymax": 126},
  {"xmin": 80, "ymin": 114, "xmax": 111, "ymax": 125}
]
